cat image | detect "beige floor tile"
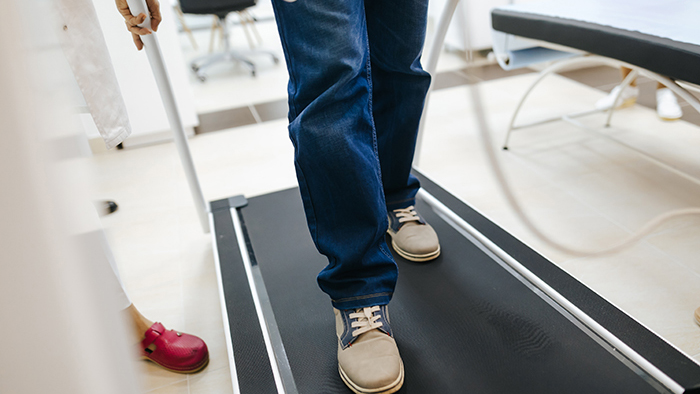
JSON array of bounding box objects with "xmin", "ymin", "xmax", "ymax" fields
[
  {"xmin": 188, "ymin": 365, "xmax": 234, "ymax": 394},
  {"xmin": 136, "ymin": 360, "xmax": 189, "ymax": 394},
  {"xmin": 559, "ymin": 243, "xmax": 700, "ymax": 355},
  {"xmin": 645, "ymin": 216, "xmax": 700, "ymax": 276},
  {"xmin": 181, "ymin": 246, "xmax": 232, "ymax": 372},
  {"xmin": 476, "ymin": 188, "xmax": 633, "ymax": 262},
  {"xmin": 603, "ymin": 116, "xmax": 700, "ymax": 181},
  {"xmin": 143, "ymin": 378, "xmax": 190, "ymax": 394},
  {"xmin": 188, "ymin": 120, "xmax": 297, "ymax": 200},
  {"xmin": 544, "ymin": 138, "xmax": 700, "ymax": 226}
]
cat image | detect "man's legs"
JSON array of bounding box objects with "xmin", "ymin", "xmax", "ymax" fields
[
  {"xmin": 272, "ymin": 2, "xmax": 405, "ymax": 392},
  {"xmin": 271, "ymin": 0, "xmax": 397, "ymax": 310},
  {"xmin": 364, "ymin": 0, "xmax": 439, "ymax": 263},
  {"xmin": 365, "ymin": 0, "xmax": 431, "ymax": 211}
]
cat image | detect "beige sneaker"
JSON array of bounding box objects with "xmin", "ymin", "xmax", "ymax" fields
[
  {"xmin": 387, "ymin": 206, "xmax": 440, "ymax": 262},
  {"xmin": 335, "ymin": 306, "xmax": 404, "ymax": 394},
  {"xmin": 695, "ymin": 307, "xmax": 700, "ymax": 327}
]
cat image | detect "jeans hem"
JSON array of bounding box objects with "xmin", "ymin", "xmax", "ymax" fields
[
  {"xmin": 332, "ymin": 293, "xmax": 393, "ymax": 310},
  {"xmin": 386, "ymin": 197, "xmax": 417, "ymax": 211}
]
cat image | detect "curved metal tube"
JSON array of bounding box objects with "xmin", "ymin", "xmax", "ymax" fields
[
  {"xmin": 504, "ymin": 55, "xmax": 700, "ymax": 149},
  {"xmin": 503, "ymin": 55, "xmax": 611, "ymax": 149},
  {"xmin": 414, "ymin": 0, "xmax": 461, "ymax": 166}
]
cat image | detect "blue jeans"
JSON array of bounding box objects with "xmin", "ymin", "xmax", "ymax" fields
[{"xmin": 272, "ymin": 0, "xmax": 431, "ymax": 310}]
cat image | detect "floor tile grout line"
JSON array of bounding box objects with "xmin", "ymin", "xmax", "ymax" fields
[
  {"xmin": 504, "ymin": 148, "xmax": 637, "ymax": 233},
  {"xmin": 195, "ymin": 68, "xmax": 538, "ymax": 135},
  {"xmin": 142, "ymin": 377, "xmax": 189, "ymax": 393},
  {"xmin": 638, "ymin": 230, "xmax": 700, "ymax": 282},
  {"xmin": 454, "ymin": 68, "xmax": 483, "ymax": 83},
  {"xmin": 178, "ymin": 220, "xmax": 188, "ymax": 394},
  {"xmin": 595, "ymin": 82, "xmax": 620, "ymax": 91},
  {"xmin": 248, "ymin": 104, "xmax": 263, "ymax": 124},
  {"xmin": 195, "ymin": 67, "xmax": 508, "ymax": 132}
]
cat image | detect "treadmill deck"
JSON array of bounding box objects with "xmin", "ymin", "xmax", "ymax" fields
[{"xmin": 210, "ymin": 172, "xmax": 700, "ymax": 393}]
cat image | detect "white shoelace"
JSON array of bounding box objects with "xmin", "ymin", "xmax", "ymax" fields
[
  {"xmin": 349, "ymin": 306, "xmax": 383, "ymax": 337},
  {"xmin": 392, "ymin": 206, "xmax": 420, "ymax": 224}
]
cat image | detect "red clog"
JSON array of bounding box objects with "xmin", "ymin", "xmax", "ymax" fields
[{"xmin": 140, "ymin": 322, "xmax": 209, "ymax": 373}]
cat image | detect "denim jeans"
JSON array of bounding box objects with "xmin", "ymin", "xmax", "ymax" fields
[{"xmin": 272, "ymin": 0, "xmax": 431, "ymax": 310}]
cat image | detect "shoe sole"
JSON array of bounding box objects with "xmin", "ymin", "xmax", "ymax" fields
[
  {"xmin": 695, "ymin": 309, "xmax": 700, "ymax": 327},
  {"xmin": 390, "ymin": 239, "xmax": 441, "ymax": 262},
  {"xmin": 659, "ymin": 116, "xmax": 681, "ymax": 121},
  {"xmin": 141, "ymin": 354, "xmax": 210, "ymax": 374},
  {"xmin": 338, "ymin": 360, "xmax": 404, "ymax": 394}
]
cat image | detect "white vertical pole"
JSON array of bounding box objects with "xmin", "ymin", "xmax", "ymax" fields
[
  {"xmin": 414, "ymin": 0, "xmax": 461, "ymax": 167},
  {"xmin": 126, "ymin": 0, "xmax": 210, "ymax": 233}
]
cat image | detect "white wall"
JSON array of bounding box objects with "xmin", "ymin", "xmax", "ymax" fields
[{"xmin": 429, "ymin": 0, "xmax": 540, "ymax": 52}]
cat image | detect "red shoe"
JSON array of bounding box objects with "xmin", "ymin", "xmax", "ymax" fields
[{"xmin": 140, "ymin": 322, "xmax": 209, "ymax": 373}]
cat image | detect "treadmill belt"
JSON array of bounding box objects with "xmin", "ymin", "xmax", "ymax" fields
[{"xmin": 236, "ymin": 188, "xmax": 666, "ymax": 393}]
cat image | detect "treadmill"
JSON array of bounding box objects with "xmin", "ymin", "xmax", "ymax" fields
[
  {"xmin": 123, "ymin": 0, "xmax": 700, "ymax": 391},
  {"xmin": 209, "ymin": 170, "xmax": 700, "ymax": 394}
]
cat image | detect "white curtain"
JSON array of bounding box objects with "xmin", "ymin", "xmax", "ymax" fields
[{"xmin": 58, "ymin": 0, "xmax": 132, "ymax": 149}]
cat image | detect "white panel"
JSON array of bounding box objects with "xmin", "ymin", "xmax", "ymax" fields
[{"xmin": 0, "ymin": 2, "xmax": 140, "ymax": 393}]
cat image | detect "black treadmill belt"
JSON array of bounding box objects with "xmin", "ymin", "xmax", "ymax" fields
[{"xmin": 239, "ymin": 188, "xmax": 663, "ymax": 394}]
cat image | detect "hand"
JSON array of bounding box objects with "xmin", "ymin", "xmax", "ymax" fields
[{"xmin": 115, "ymin": 0, "xmax": 162, "ymax": 50}]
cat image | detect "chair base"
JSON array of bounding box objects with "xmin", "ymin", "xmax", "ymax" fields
[
  {"xmin": 190, "ymin": 13, "xmax": 280, "ymax": 81},
  {"xmin": 190, "ymin": 49, "xmax": 279, "ymax": 81}
]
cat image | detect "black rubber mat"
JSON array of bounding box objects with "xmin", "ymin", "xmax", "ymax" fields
[{"xmin": 238, "ymin": 187, "xmax": 669, "ymax": 393}]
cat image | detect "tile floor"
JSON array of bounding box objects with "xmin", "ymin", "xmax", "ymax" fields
[{"xmin": 90, "ymin": 4, "xmax": 700, "ymax": 393}]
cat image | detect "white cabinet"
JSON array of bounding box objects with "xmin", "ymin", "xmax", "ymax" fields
[{"xmin": 428, "ymin": 0, "xmax": 539, "ymax": 51}]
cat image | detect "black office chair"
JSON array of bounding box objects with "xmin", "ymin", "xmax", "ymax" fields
[{"xmin": 179, "ymin": 0, "xmax": 279, "ymax": 80}]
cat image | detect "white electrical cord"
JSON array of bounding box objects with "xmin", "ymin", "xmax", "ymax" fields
[{"xmin": 466, "ymin": 66, "xmax": 700, "ymax": 257}]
